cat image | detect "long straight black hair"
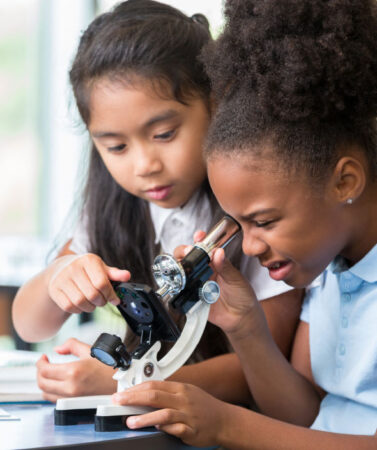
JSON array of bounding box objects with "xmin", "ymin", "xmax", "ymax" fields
[
  {"xmin": 70, "ymin": 0, "xmax": 214, "ymax": 285},
  {"xmin": 69, "ymin": 0, "xmax": 234, "ymax": 360}
]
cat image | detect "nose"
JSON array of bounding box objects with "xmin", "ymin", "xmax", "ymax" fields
[
  {"xmin": 134, "ymin": 145, "xmax": 163, "ymax": 177},
  {"xmin": 241, "ymin": 233, "xmax": 269, "ymax": 258}
]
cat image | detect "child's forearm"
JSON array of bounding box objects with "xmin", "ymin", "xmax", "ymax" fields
[
  {"xmin": 228, "ymin": 328, "xmax": 321, "ymax": 427},
  {"xmin": 12, "ymin": 266, "xmax": 70, "ymax": 342},
  {"xmin": 168, "ymin": 353, "xmax": 251, "ymax": 405},
  {"xmin": 219, "ymin": 404, "xmax": 376, "ymax": 450}
]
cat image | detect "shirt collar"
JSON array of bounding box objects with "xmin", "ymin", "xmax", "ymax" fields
[
  {"xmin": 149, "ymin": 189, "xmax": 203, "ymax": 245},
  {"xmin": 149, "ymin": 202, "xmax": 174, "ymax": 245},
  {"xmin": 329, "ymin": 242, "xmax": 377, "ymax": 283}
]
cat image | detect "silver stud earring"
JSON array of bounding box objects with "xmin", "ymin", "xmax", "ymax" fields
[{"xmin": 346, "ymin": 198, "xmax": 353, "ymax": 205}]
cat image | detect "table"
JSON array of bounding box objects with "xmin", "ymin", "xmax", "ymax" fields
[{"xmin": 0, "ymin": 403, "xmax": 214, "ymax": 449}]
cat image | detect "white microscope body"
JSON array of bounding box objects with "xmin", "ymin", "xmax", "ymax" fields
[{"xmin": 55, "ymin": 216, "xmax": 240, "ymax": 431}]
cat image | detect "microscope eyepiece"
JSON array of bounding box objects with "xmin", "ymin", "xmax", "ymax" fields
[{"xmin": 194, "ymin": 215, "xmax": 241, "ymax": 255}]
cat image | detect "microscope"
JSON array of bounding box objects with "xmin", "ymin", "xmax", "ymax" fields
[{"xmin": 55, "ymin": 215, "xmax": 240, "ymax": 431}]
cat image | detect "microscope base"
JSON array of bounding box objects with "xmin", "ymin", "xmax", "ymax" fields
[
  {"xmin": 95, "ymin": 404, "xmax": 154, "ymax": 432},
  {"xmin": 54, "ymin": 407, "xmax": 97, "ymax": 425},
  {"xmin": 54, "ymin": 395, "xmax": 112, "ymax": 425}
]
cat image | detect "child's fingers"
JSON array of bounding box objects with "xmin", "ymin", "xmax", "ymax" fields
[
  {"xmin": 61, "ymin": 280, "xmax": 96, "ymax": 313},
  {"xmin": 113, "ymin": 385, "xmax": 178, "ymax": 410},
  {"xmin": 126, "ymin": 409, "xmax": 186, "ymax": 430},
  {"xmin": 52, "ymin": 288, "xmax": 82, "ymax": 314},
  {"xmin": 37, "ymin": 376, "xmax": 73, "ymax": 399},
  {"xmin": 119, "ymin": 380, "xmax": 179, "ymax": 394},
  {"xmin": 72, "ymin": 268, "xmax": 107, "ymax": 307},
  {"xmin": 173, "ymin": 230, "xmax": 206, "ymax": 260},
  {"xmin": 41, "ymin": 391, "xmax": 59, "ymax": 403},
  {"xmin": 173, "ymin": 245, "xmax": 193, "ymax": 260},
  {"xmin": 37, "ymin": 354, "xmax": 49, "ymax": 364},
  {"xmin": 53, "ymin": 343, "xmax": 71, "ymax": 355},
  {"xmin": 157, "ymin": 422, "xmax": 194, "ymax": 442},
  {"xmin": 105, "ymin": 266, "xmax": 131, "ymax": 283},
  {"xmin": 212, "ymin": 248, "xmax": 246, "ymax": 285},
  {"xmin": 211, "ymin": 247, "xmax": 226, "ymax": 269},
  {"xmin": 36, "ymin": 356, "xmax": 70, "ymax": 381},
  {"xmin": 54, "ymin": 338, "xmax": 90, "ymax": 358},
  {"xmin": 84, "ymin": 260, "xmax": 124, "ymax": 306},
  {"xmin": 49, "ymin": 254, "xmax": 127, "ymax": 310},
  {"xmin": 105, "ymin": 266, "xmax": 131, "ymax": 304},
  {"xmin": 114, "ymin": 389, "xmax": 175, "ymax": 410},
  {"xmin": 193, "ymin": 230, "xmax": 206, "ymax": 243}
]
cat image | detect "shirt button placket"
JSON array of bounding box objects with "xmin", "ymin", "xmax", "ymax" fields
[{"xmin": 336, "ymin": 273, "xmax": 352, "ymax": 381}]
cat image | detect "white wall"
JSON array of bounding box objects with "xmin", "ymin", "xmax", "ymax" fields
[{"xmin": 0, "ymin": 0, "xmax": 94, "ymax": 286}]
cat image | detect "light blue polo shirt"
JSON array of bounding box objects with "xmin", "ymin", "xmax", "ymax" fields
[{"xmin": 301, "ymin": 243, "xmax": 377, "ymax": 435}]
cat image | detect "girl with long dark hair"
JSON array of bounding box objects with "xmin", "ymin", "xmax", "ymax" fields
[{"xmin": 12, "ymin": 0, "xmax": 302, "ymax": 403}]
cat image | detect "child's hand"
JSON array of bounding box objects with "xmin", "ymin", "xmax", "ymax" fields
[
  {"xmin": 174, "ymin": 232, "xmax": 265, "ymax": 340},
  {"xmin": 47, "ymin": 254, "xmax": 130, "ymax": 313},
  {"xmin": 209, "ymin": 248, "xmax": 266, "ymax": 339},
  {"xmin": 112, "ymin": 380, "xmax": 231, "ymax": 448},
  {"xmin": 172, "ymin": 230, "xmax": 205, "ymax": 260},
  {"xmin": 36, "ymin": 338, "xmax": 116, "ymax": 402}
]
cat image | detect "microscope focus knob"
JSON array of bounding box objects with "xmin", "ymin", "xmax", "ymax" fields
[{"xmin": 199, "ymin": 280, "xmax": 220, "ymax": 304}]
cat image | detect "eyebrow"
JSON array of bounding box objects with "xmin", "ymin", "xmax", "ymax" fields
[
  {"xmin": 144, "ymin": 109, "xmax": 180, "ymax": 128},
  {"xmin": 91, "ymin": 109, "xmax": 180, "ymax": 139},
  {"xmin": 91, "ymin": 131, "xmax": 122, "ymax": 138},
  {"xmin": 239, "ymin": 208, "xmax": 278, "ymax": 221}
]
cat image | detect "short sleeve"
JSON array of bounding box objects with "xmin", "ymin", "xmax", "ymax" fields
[
  {"xmin": 300, "ymin": 292, "xmax": 311, "ymax": 323},
  {"xmin": 300, "ymin": 274, "xmax": 324, "ymax": 323},
  {"xmin": 239, "ymin": 255, "xmax": 293, "ymax": 301},
  {"xmin": 69, "ymin": 214, "xmax": 90, "ymax": 254}
]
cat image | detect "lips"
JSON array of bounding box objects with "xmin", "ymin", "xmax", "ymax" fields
[
  {"xmin": 263, "ymin": 260, "xmax": 293, "ymax": 281},
  {"xmin": 145, "ymin": 185, "xmax": 173, "ymax": 201}
]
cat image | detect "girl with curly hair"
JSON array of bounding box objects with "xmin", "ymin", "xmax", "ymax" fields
[{"xmin": 113, "ymin": 0, "xmax": 377, "ymax": 448}]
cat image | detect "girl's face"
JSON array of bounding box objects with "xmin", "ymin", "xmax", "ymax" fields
[
  {"xmin": 208, "ymin": 154, "xmax": 350, "ymax": 288},
  {"xmin": 88, "ymin": 78, "xmax": 209, "ymax": 208}
]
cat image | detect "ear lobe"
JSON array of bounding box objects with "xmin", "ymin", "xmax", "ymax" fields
[{"xmin": 331, "ymin": 156, "xmax": 366, "ymax": 204}]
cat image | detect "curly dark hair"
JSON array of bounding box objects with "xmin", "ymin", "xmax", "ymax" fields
[{"xmin": 203, "ymin": 0, "xmax": 377, "ymax": 182}]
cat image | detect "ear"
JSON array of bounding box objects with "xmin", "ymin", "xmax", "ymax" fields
[{"xmin": 330, "ymin": 155, "xmax": 366, "ymax": 204}]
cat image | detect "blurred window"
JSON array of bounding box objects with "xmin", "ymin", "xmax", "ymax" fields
[
  {"xmin": 0, "ymin": 0, "xmax": 96, "ymax": 349},
  {"xmin": 0, "ymin": 0, "xmax": 94, "ymax": 288},
  {"xmin": 0, "ymin": 0, "xmax": 39, "ymax": 236}
]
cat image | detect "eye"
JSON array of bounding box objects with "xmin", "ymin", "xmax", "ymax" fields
[
  {"xmin": 255, "ymin": 220, "xmax": 275, "ymax": 228},
  {"xmin": 107, "ymin": 144, "xmax": 126, "ymax": 152},
  {"xmin": 154, "ymin": 129, "xmax": 176, "ymax": 140}
]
